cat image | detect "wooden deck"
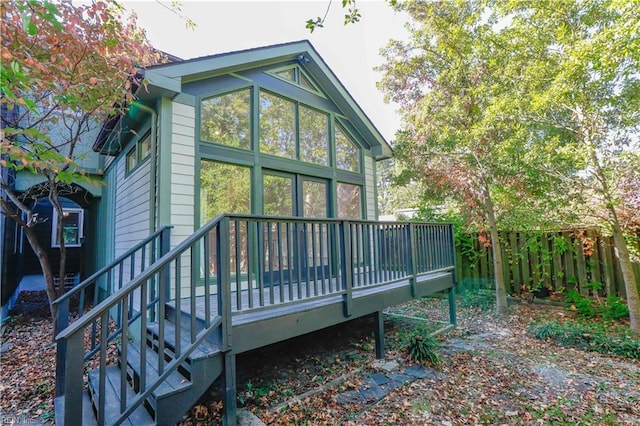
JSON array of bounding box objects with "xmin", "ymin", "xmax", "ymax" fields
[
  {"xmin": 170, "ymin": 269, "xmax": 455, "ymax": 354},
  {"xmin": 54, "ymin": 217, "xmax": 457, "ymax": 425}
]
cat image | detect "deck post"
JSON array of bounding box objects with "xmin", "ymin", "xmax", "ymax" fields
[
  {"xmin": 339, "ymin": 221, "xmax": 353, "ymax": 317},
  {"xmin": 223, "ymin": 352, "xmax": 237, "ymax": 426},
  {"xmin": 448, "ymin": 286, "xmax": 457, "ymax": 327},
  {"xmin": 374, "ymin": 310, "xmax": 385, "ymax": 359},
  {"xmin": 63, "ymin": 331, "xmax": 84, "ymax": 425},
  {"xmin": 406, "ymin": 224, "xmax": 417, "ymax": 297},
  {"xmin": 54, "ymin": 298, "xmax": 70, "ymax": 397}
]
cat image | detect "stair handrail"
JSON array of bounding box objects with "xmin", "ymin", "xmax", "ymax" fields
[
  {"xmin": 52, "ymin": 225, "xmax": 173, "ymax": 313},
  {"xmin": 55, "ymin": 215, "xmax": 230, "ymax": 425}
]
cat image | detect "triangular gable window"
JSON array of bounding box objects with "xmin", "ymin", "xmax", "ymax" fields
[{"xmin": 269, "ymin": 66, "xmax": 322, "ymax": 95}]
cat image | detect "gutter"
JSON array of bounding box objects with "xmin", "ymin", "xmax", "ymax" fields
[{"xmin": 133, "ymin": 102, "xmax": 158, "ymax": 232}]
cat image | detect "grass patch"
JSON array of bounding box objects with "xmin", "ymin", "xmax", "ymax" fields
[{"xmin": 458, "ymin": 289, "xmax": 495, "ymax": 311}]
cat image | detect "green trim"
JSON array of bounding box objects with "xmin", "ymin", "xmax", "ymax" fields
[
  {"xmin": 173, "ymin": 93, "xmax": 196, "ymax": 106},
  {"xmin": 372, "ymin": 158, "xmax": 379, "ymax": 220}
]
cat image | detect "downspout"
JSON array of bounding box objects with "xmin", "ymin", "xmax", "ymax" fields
[{"xmin": 135, "ymin": 102, "xmax": 158, "ymax": 232}]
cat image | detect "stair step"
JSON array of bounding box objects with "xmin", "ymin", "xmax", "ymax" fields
[
  {"xmin": 147, "ymin": 320, "xmax": 222, "ymax": 361},
  {"xmin": 125, "ymin": 341, "xmax": 193, "ymax": 400},
  {"xmin": 87, "ymin": 365, "xmax": 155, "ymax": 426}
]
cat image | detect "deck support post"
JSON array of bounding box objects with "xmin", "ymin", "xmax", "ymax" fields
[
  {"xmin": 373, "ymin": 310, "xmax": 385, "ymax": 359},
  {"xmin": 448, "ymin": 286, "xmax": 457, "ymax": 327},
  {"xmin": 223, "ymin": 352, "xmax": 237, "ymax": 426}
]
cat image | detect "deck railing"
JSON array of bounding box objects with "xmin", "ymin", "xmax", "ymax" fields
[{"xmin": 54, "ymin": 215, "xmax": 454, "ymax": 425}]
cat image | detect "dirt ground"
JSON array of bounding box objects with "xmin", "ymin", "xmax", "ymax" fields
[{"xmin": 1, "ymin": 291, "xmax": 639, "ymax": 425}]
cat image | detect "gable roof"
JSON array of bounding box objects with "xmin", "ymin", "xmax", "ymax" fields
[{"xmin": 97, "ymin": 40, "xmax": 392, "ymax": 159}]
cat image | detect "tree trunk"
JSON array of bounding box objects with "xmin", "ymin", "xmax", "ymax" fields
[
  {"xmin": 50, "ymin": 187, "xmax": 67, "ymax": 298},
  {"xmin": 22, "ymin": 226, "xmax": 58, "ymax": 324},
  {"xmin": 611, "ymin": 225, "xmax": 640, "ymax": 333},
  {"xmin": 484, "ymin": 194, "xmax": 509, "ymax": 314}
]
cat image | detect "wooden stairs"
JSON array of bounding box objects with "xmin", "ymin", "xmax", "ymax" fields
[{"xmin": 56, "ymin": 306, "xmax": 224, "ymax": 426}]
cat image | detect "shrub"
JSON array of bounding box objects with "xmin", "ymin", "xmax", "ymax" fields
[
  {"xmin": 565, "ymin": 290, "xmax": 597, "ymax": 319},
  {"xmin": 528, "ymin": 320, "xmax": 640, "ymax": 360},
  {"xmin": 458, "ymin": 289, "xmax": 495, "ymax": 311},
  {"xmin": 407, "ymin": 333, "xmax": 441, "ymax": 365},
  {"xmin": 602, "ymin": 296, "xmax": 629, "ymax": 321}
]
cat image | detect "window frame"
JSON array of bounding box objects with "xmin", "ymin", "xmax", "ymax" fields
[
  {"xmin": 51, "ymin": 207, "xmax": 84, "ymax": 248},
  {"xmin": 125, "ymin": 132, "xmax": 152, "ymax": 175},
  {"xmin": 200, "ymin": 87, "xmax": 253, "ymax": 151}
]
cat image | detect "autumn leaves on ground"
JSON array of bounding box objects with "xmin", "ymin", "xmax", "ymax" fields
[{"xmin": 1, "ymin": 291, "xmax": 639, "ymax": 425}]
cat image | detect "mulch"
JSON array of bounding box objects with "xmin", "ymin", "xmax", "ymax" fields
[{"xmin": 2, "ymin": 291, "xmax": 639, "ymax": 425}]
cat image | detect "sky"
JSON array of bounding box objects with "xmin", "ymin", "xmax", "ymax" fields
[{"xmin": 122, "ymin": 0, "xmax": 410, "ymax": 142}]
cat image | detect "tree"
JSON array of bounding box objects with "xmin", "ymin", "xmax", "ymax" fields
[
  {"xmin": 1, "ymin": 0, "xmax": 158, "ymax": 323},
  {"xmin": 377, "ymin": 0, "xmax": 566, "ymax": 314},
  {"xmin": 496, "ymin": 0, "xmax": 640, "ymax": 331}
]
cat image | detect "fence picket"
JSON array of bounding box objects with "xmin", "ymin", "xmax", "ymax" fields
[{"xmin": 454, "ymin": 229, "xmax": 639, "ymax": 299}]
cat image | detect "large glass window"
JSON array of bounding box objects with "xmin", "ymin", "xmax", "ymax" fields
[
  {"xmin": 200, "ymin": 161, "xmax": 251, "ymax": 222},
  {"xmin": 335, "ymin": 126, "xmax": 360, "ymax": 173},
  {"xmin": 259, "ymin": 92, "xmax": 296, "ymax": 159},
  {"xmin": 201, "ymin": 89, "xmax": 251, "ymax": 150},
  {"xmin": 299, "ymin": 105, "xmax": 329, "ymax": 166},
  {"xmin": 52, "ymin": 208, "xmax": 83, "ymax": 247},
  {"xmin": 263, "ymin": 174, "xmax": 294, "ymax": 216},
  {"xmin": 302, "ymin": 180, "xmax": 328, "ymax": 217},
  {"xmin": 337, "ymin": 182, "xmax": 362, "ymax": 219}
]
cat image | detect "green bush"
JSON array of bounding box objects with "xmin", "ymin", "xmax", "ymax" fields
[
  {"xmin": 528, "ymin": 320, "xmax": 640, "ymax": 360},
  {"xmin": 458, "ymin": 289, "xmax": 495, "ymax": 311},
  {"xmin": 565, "ymin": 290, "xmax": 597, "ymax": 319},
  {"xmin": 602, "ymin": 296, "xmax": 629, "ymax": 321},
  {"xmin": 407, "ymin": 333, "xmax": 441, "ymax": 365}
]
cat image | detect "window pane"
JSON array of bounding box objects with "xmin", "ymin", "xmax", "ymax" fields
[
  {"xmin": 201, "ymin": 89, "xmax": 251, "ymax": 150},
  {"xmin": 126, "ymin": 148, "xmax": 136, "ymax": 172},
  {"xmin": 337, "ymin": 183, "xmax": 362, "ymax": 219},
  {"xmin": 200, "ymin": 161, "xmax": 251, "ymax": 223},
  {"xmin": 138, "ymin": 135, "xmax": 151, "ymax": 160},
  {"xmin": 299, "ymin": 73, "xmax": 315, "ymax": 91},
  {"xmin": 299, "ymin": 105, "xmax": 329, "ymax": 166},
  {"xmin": 61, "ymin": 211, "xmax": 81, "ymax": 245},
  {"xmin": 335, "ymin": 126, "xmax": 360, "ymax": 173},
  {"xmin": 263, "ymin": 174, "xmax": 293, "ymax": 216},
  {"xmin": 302, "ymin": 180, "xmax": 327, "ymax": 218},
  {"xmin": 274, "ymin": 68, "xmax": 295, "ymax": 82},
  {"xmin": 259, "ymin": 92, "xmax": 296, "ymax": 159},
  {"xmin": 52, "ymin": 208, "xmax": 83, "ymax": 247}
]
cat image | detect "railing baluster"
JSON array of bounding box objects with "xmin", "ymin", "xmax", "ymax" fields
[
  {"xmin": 319, "ymin": 223, "xmax": 326, "ymax": 294},
  {"xmin": 98, "ymin": 312, "xmax": 108, "ymax": 426},
  {"xmin": 120, "ymin": 298, "xmax": 129, "ymax": 415},
  {"xmin": 204, "ymin": 231, "xmax": 211, "ymax": 327},
  {"xmin": 327, "ymin": 223, "xmax": 334, "ymax": 293},
  {"xmin": 267, "ymin": 222, "xmax": 275, "ymax": 305},
  {"xmin": 311, "ymin": 222, "xmax": 318, "ymax": 295},
  {"xmin": 277, "ymin": 222, "xmax": 284, "ymax": 303},
  {"xmin": 247, "ymin": 220, "xmax": 255, "ymax": 309},
  {"xmin": 174, "ymin": 259, "xmax": 181, "ymax": 357},
  {"xmin": 235, "ymin": 220, "xmax": 242, "ymax": 310},
  {"xmin": 296, "ymin": 223, "xmax": 303, "ymax": 299},
  {"xmin": 140, "ymin": 278, "xmax": 147, "ymax": 391},
  {"xmin": 287, "ymin": 222, "xmax": 294, "ymax": 301},
  {"xmin": 257, "ymin": 221, "xmax": 265, "ymax": 307}
]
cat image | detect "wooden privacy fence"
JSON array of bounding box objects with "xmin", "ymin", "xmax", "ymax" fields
[{"xmin": 455, "ymin": 229, "xmax": 640, "ymax": 298}]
